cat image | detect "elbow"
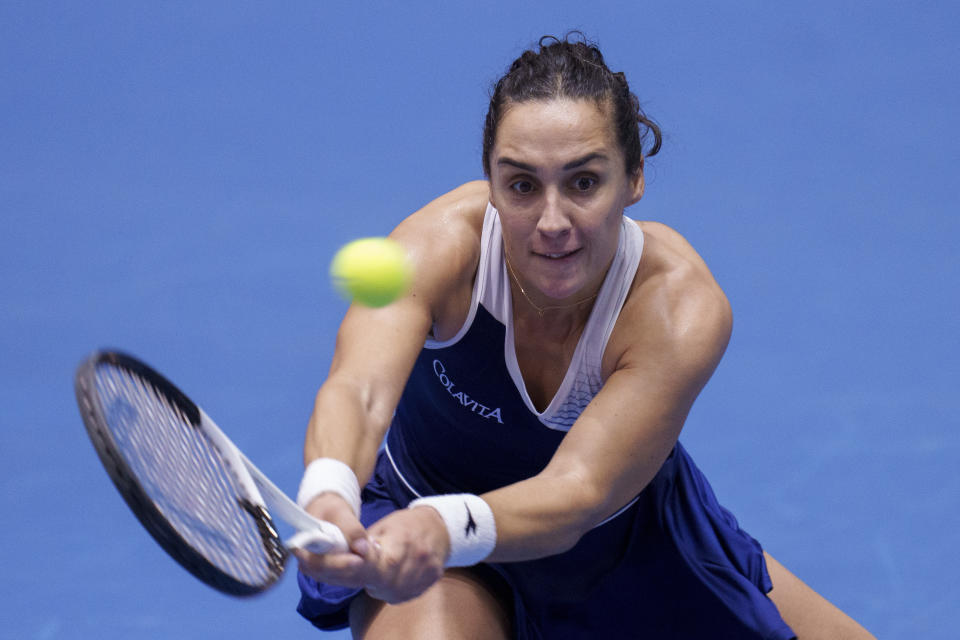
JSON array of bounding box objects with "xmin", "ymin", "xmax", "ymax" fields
[
  {"xmin": 551, "ymin": 524, "xmax": 594, "ymax": 555},
  {"xmin": 548, "ymin": 476, "xmax": 613, "ymax": 554}
]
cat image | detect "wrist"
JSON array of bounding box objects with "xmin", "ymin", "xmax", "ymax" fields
[
  {"xmin": 296, "ymin": 458, "xmax": 362, "ymax": 517},
  {"xmin": 408, "ymin": 494, "xmax": 496, "ymax": 567}
]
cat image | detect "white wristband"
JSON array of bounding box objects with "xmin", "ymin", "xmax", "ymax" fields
[
  {"xmin": 296, "ymin": 458, "xmax": 362, "ymax": 517},
  {"xmin": 408, "ymin": 494, "xmax": 497, "ymax": 567}
]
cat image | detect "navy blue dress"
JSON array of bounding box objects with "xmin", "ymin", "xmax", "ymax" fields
[{"xmin": 297, "ymin": 305, "xmax": 796, "ymax": 639}]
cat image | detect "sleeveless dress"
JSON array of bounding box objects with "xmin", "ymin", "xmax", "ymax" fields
[{"xmin": 297, "ymin": 204, "xmax": 796, "ymax": 640}]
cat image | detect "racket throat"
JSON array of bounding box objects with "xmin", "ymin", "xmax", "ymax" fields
[{"xmin": 239, "ymin": 498, "xmax": 288, "ymax": 571}]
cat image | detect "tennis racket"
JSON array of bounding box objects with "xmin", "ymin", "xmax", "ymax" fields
[{"xmin": 74, "ymin": 350, "xmax": 349, "ymax": 596}]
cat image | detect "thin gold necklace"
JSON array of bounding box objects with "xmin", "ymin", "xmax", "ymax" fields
[{"xmin": 503, "ymin": 250, "xmax": 599, "ymax": 318}]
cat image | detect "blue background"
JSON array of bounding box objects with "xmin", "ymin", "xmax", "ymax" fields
[{"xmin": 2, "ymin": 2, "xmax": 957, "ymax": 638}]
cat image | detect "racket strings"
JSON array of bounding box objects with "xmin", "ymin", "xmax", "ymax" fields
[{"xmin": 94, "ymin": 364, "xmax": 278, "ymax": 587}]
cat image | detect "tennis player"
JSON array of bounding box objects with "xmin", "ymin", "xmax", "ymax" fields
[{"xmin": 294, "ymin": 34, "xmax": 874, "ymax": 639}]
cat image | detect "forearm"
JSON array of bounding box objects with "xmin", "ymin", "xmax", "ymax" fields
[
  {"xmin": 482, "ymin": 470, "xmax": 608, "ymax": 562},
  {"xmin": 478, "ymin": 422, "xmax": 676, "ymax": 563},
  {"xmin": 474, "ymin": 359, "xmax": 704, "ymax": 563},
  {"xmin": 303, "ymin": 376, "xmax": 393, "ymax": 485}
]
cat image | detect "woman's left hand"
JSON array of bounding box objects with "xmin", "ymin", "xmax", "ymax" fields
[{"xmin": 360, "ymin": 505, "xmax": 451, "ymax": 604}]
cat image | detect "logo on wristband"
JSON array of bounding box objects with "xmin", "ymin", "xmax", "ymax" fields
[{"xmin": 464, "ymin": 503, "xmax": 478, "ymax": 537}]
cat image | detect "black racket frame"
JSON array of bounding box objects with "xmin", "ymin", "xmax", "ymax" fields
[{"xmin": 74, "ymin": 350, "xmax": 286, "ymax": 597}]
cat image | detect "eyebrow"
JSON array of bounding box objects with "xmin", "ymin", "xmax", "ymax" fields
[{"xmin": 496, "ymin": 152, "xmax": 610, "ymax": 172}]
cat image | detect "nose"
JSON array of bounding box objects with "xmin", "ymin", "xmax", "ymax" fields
[{"xmin": 536, "ymin": 189, "xmax": 571, "ymax": 238}]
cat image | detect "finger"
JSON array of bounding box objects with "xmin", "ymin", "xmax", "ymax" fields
[
  {"xmin": 359, "ymin": 537, "xmax": 440, "ymax": 604},
  {"xmin": 294, "ymin": 548, "xmax": 367, "ymax": 586},
  {"xmin": 293, "ymin": 547, "xmax": 363, "ymax": 572},
  {"xmin": 304, "ymin": 493, "xmax": 370, "ymax": 553}
]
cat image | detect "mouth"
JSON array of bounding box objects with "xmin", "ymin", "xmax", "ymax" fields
[{"xmin": 535, "ymin": 248, "xmax": 580, "ymax": 260}]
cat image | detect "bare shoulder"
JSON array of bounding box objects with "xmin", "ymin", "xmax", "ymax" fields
[
  {"xmin": 390, "ymin": 181, "xmax": 490, "ymax": 333},
  {"xmin": 392, "ymin": 180, "xmax": 488, "ymax": 260},
  {"xmin": 606, "ymin": 220, "xmax": 732, "ymax": 383},
  {"xmin": 403, "ymin": 180, "xmax": 490, "ymax": 223}
]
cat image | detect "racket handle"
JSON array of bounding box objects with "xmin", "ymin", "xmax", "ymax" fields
[{"xmin": 286, "ymin": 524, "xmax": 350, "ymax": 554}]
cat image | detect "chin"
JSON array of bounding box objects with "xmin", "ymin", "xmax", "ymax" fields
[{"xmin": 538, "ymin": 277, "xmax": 585, "ymax": 301}]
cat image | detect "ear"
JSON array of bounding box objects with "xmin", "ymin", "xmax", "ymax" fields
[
  {"xmin": 486, "ymin": 178, "xmax": 499, "ymax": 210},
  {"xmin": 626, "ymin": 167, "xmax": 645, "ymax": 206}
]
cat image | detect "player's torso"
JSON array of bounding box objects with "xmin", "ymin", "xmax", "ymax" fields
[
  {"xmin": 387, "ymin": 305, "xmax": 567, "ymax": 495},
  {"xmin": 388, "ymin": 202, "xmax": 650, "ymax": 494}
]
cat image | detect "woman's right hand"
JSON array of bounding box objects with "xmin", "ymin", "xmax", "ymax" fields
[{"xmin": 293, "ymin": 492, "xmax": 377, "ymax": 588}]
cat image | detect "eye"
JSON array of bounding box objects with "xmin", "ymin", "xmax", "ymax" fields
[
  {"xmin": 572, "ymin": 175, "xmax": 597, "ymax": 192},
  {"xmin": 509, "ymin": 179, "xmax": 536, "ymax": 195}
]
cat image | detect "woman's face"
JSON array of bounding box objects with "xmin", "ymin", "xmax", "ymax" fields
[{"xmin": 488, "ymin": 98, "xmax": 644, "ymax": 305}]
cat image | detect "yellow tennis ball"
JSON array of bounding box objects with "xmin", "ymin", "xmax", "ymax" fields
[{"xmin": 330, "ymin": 237, "xmax": 411, "ymax": 307}]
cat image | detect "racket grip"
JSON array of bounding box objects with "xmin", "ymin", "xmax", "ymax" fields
[{"xmin": 286, "ymin": 524, "xmax": 349, "ymax": 554}]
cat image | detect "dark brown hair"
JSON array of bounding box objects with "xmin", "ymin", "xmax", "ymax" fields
[{"xmin": 482, "ymin": 33, "xmax": 661, "ymax": 177}]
